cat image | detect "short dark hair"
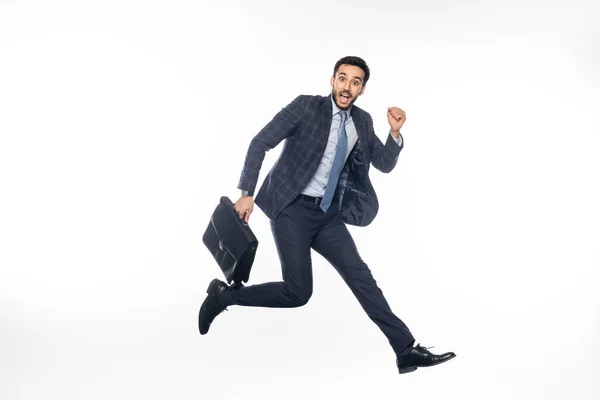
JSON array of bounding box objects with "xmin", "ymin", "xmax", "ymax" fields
[{"xmin": 333, "ymin": 56, "xmax": 370, "ymax": 85}]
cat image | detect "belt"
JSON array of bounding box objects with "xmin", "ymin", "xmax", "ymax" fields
[{"xmin": 298, "ymin": 194, "xmax": 322, "ymax": 205}]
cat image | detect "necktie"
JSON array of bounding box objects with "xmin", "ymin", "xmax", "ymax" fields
[{"xmin": 320, "ymin": 111, "xmax": 348, "ymax": 212}]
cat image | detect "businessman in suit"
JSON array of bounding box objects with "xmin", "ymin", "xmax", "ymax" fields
[{"xmin": 199, "ymin": 56, "xmax": 455, "ymax": 374}]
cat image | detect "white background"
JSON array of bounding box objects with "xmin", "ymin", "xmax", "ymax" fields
[{"xmin": 1, "ymin": 1, "xmax": 599, "ymax": 399}]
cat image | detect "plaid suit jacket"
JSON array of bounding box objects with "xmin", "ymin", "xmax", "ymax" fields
[{"xmin": 237, "ymin": 94, "xmax": 403, "ymax": 227}]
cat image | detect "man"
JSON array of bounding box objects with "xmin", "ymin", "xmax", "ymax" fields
[{"xmin": 199, "ymin": 56, "xmax": 456, "ymax": 374}]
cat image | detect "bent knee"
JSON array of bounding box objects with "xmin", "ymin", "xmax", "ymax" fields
[{"xmin": 289, "ymin": 290, "xmax": 312, "ymax": 307}]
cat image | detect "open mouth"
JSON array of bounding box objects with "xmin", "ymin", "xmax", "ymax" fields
[{"xmin": 339, "ymin": 92, "xmax": 352, "ymax": 104}]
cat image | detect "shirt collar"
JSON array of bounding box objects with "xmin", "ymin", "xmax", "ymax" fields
[{"xmin": 330, "ymin": 96, "xmax": 352, "ymax": 117}]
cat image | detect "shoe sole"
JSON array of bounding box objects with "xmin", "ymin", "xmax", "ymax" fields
[
  {"xmin": 198, "ymin": 279, "xmax": 222, "ymax": 335},
  {"xmin": 398, "ymin": 366, "xmax": 418, "ymax": 374},
  {"xmin": 398, "ymin": 353, "xmax": 456, "ymax": 374}
]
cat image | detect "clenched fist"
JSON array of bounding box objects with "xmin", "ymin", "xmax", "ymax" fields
[{"xmin": 387, "ymin": 107, "xmax": 406, "ymax": 137}]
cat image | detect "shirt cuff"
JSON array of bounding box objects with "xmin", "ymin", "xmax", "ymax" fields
[{"xmin": 390, "ymin": 131, "xmax": 403, "ymax": 147}]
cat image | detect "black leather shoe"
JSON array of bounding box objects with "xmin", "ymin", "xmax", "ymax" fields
[
  {"xmin": 396, "ymin": 343, "xmax": 456, "ymax": 374},
  {"xmin": 198, "ymin": 279, "xmax": 231, "ymax": 335}
]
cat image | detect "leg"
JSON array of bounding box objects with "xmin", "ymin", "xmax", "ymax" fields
[
  {"xmin": 228, "ymin": 200, "xmax": 314, "ymax": 308},
  {"xmin": 311, "ymin": 216, "xmax": 415, "ymax": 355}
]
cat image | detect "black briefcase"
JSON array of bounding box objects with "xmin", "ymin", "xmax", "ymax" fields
[{"xmin": 202, "ymin": 196, "xmax": 258, "ymax": 285}]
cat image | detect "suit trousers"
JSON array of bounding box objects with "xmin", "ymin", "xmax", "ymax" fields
[{"xmin": 226, "ymin": 194, "xmax": 415, "ymax": 355}]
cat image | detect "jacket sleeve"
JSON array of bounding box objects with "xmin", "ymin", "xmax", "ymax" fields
[
  {"xmin": 366, "ymin": 113, "xmax": 404, "ymax": 173},
  {"xmin": 237, "ymin": 95, "xmax": 305, "ymax": 195}
]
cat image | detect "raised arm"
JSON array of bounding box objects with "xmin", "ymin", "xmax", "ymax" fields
[{"xmin": 368, "ymin": 107, "xmax": 406, "ymax": 173}]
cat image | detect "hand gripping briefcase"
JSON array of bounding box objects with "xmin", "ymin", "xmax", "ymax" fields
[{"xmin": 202, "ymin": 196, "xmax": 258, "ymax": 285}]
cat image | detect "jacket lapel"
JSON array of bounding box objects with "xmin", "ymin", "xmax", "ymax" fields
[
  {"xmin": 321, "ymin": 95, "xmax": 333, "ymax": 142},
  {"xmin": 349, "ymin": 106, "xmax": 368, "ymax": 163}
]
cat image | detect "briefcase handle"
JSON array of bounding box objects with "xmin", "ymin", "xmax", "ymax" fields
[{"xmin": 223, "ymin": 196, "xmax": 249, "ymax": 227}]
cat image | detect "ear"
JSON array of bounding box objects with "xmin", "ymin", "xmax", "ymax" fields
[
  {"xmin": 330, "ymin": 75, "xmax": 335, "ymax": 88},
  {"xmin": 359, "ymin": 84, "xmax": 366, "ymax": 96}
]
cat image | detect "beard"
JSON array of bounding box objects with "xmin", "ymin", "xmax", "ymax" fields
[{"xmin": 331, "ymin": 88, "xmax": 357, "ymax": 110}]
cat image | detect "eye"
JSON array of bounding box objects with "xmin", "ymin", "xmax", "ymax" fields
[
  {"xmin": 353, "ymin": 81, "xmax": 359, "ymax": 86},
  {"xmin": 339, "ymin": 77, "xmax": 345, "ymax": 82}
]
